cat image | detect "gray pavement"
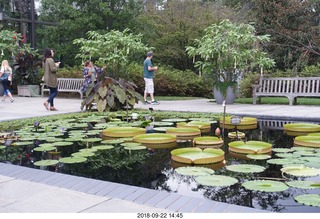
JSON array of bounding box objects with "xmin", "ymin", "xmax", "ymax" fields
[{"xmin": 1, "ymin": 96, "xmax": 319, "ymax": 215}]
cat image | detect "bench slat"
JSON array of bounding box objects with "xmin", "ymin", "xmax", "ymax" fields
[{"xmin": 41, "ymin": 78, "xmax": 84, "ymax": 99}]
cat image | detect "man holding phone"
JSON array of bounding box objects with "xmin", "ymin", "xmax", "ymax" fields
[{"xmin": 143, "ymin": 51, "xmax": 159, "ymax": 105}]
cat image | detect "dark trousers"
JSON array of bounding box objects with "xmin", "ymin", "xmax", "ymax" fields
[{"xmin": 48, "ymin": 87, "xmax": 58, "ymax": 106}]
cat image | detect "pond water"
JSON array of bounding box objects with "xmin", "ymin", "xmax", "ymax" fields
[{"xmin": 1, "ymin": 117, "xmax": 320, "ymax": 213}]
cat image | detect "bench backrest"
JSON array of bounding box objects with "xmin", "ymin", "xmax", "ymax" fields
[
  {"xmin": 57, "ymin": 78, "xmax": 83, "ymax": 90},
  {"xmin": 258, "ymin": 77, "xmax": 320, "ymax": 94}
]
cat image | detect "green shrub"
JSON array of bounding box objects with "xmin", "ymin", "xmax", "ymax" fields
[{"xmin": 238, "ymin": 73, "xmax": 261, "ymax": 98}]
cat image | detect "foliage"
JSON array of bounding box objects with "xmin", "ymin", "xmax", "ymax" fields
[
  {"xmin": 73, "ymin": 29, "xmax": 151, "ymax": 78},
  {"xmin": 186, "ymin": 19, "xmax": 275, "ymax": 83},
  {"xmin": 253, "ymin": 0, "xmax": 320, "ymax": 71},
  {"xmin": 80, "ymin": 77, "xmax": 144, "ymax": 112},
  {"xmin": 0, "ymin": 30, "xmax": 21, "ymax": 60},
  {"xmin": 238, "ymin": 72, "xmax": 260, "ymax": 98}
]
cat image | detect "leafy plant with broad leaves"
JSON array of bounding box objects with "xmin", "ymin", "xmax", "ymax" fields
[{"xmin": 81, "ymin": 77, "xmax": 144, "ymax": 112}]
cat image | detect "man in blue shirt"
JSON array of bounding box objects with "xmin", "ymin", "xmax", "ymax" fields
[{"xmin": 143, "ymin": 51, "xmax": 159, "ymax": 105}]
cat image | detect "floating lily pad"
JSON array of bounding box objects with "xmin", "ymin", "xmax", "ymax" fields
[
  {"xmin": 226, "ymin": 164, "xmax": 266, "ymax": 173},
  {"xmin": 19, "ymin": 136, "xmax": 38, "ymax": 141},
  {"xmin": 39, "ymin": 143, "xmax": 54, "ymax": 147},
  {"xmin": 228, "ymin": 140, "xmax": 272, "ymax": 154},
  {"xmin": 101, "ymin": 139, "xmax": 124, "ymax": 144},
  {"xmin": 299, "ymin": 156, "xmax": 320, "ymax": 163},
  {"xmin": 11, "ymin": 141, "xmax": 34, "ymax": 146},
  {"xmin": 52, "ymin": 141, "xmax": 74, "ymax": 147},
  {"xmin": 0, "ymin": 146, "xmax": 6, "ymax": 150},
  {"xmin": 34, "ymin": 159, "xmax": 59, "ymax": 166},
  {"xmin": 121, "ymin": 142, "xmax": 142, "ymax": 147},
  {"xmin": 281, "ymin": 165, "xmax": 320, "ymax": 177},
  {"xmin": 166, "ymin": 127, "xmax": 201, "ymax": 137},
  {"xmin": 65, "ymin": 137, "xmax": 84, "ymax": 142},
  {"xmin": 195, "ymin": 175, "xmax": 238, "ymax": 187},
  {"xmin": 72, "ymin": 123, "xmax": 89, "ymax": 128},
  {"xmin": 151, "ymin": 122, "xmax": 174, "ymax": 127},
  {"xmin": 81, "ymin": 138, "xmax": 102, "ymax": 143},
  {"xmin": 175, "ymin": 166, "xmax": 214, "ymax": 176},
  {"xmin": 242, "ymin": 180, "xmax": 289, "ymax": 192},
  {"xmin": 124, "ymin": 146, "xmax": 146, "ymax": 150},
  {"xmin": 294, "ymin": 135, "xmax": 320, "ymax": 148},
  {"xmin": 246, "ymin": 154, "xmax": 271, "ymax": 160},
  {"xmin": 292, "ymin": 146, "xmax": 315, "ymax": 151},
  {"xmin": 71, "ymin": 151, "xmax": 95, "ymax": 157},
  {"xmin": 275, "ymin": 153, "xmax": 301, "ymax": 158},
  {"xmin": 220, "ymin": 116, "xmax": 257, "ymax": 130},
  {"xmin": 267, "ymin": 158, "xmax": 304, "ymax": 165},
  {"xmin": 46, "ymin": 138, "xmax": 64, "ymax": 142},
  {"xmin": 162, "ymin": 118, "xmax": 188, "ymax": 123},
  {"xmin": 171, "ymin": 148, "xmax": 224, "ymax": 164},
  {"xmin": 33, "ymin": 146, "xmax": 56, "ymax": 152},
  {"xmin": 153, "ymin": 127, "xmax": 172, "ymax": 132},
  {"xmin": 293, "ymin": 150, "xmax": 316, "ymax": 156},
  {"xmin": 102, "ymin": 127, "xmax": 146, "ymax": 138},
  {"xmin": 133, "ymin": 133, "xmax": 177, "ymax": 144},
  {"xmin": 272, "ymin": 148, "xmax": 294, "ymax": 153},
  {"xmin": 59, "ymin": 157, "xmax": 87, "ymax": 164},
  {"xmin": 193, "ymin": 136, "xmax": 223, "ymax": 146},
  {"xmin": 79, "ymin": 148, "xmax": 99, "ymax": 153},
  {"xmin": 286, "ymin": 180, "xmax": 320, "ymax": 189},
  {"xmin": 294, "ymin": 194, "xmax": 320, "ymax": 207},
  {"xmin": 92, "ymin": 145, "xmax": 114, "ymax": 150}
]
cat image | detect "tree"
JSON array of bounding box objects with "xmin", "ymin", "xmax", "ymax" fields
[{"xmin": 73, "ymin": 29, "xmax": 152, "ymax": 78}]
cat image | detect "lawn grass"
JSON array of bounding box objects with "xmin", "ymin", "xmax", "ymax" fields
[{"xmin": 235, "ymin": 97, "xmax": 320, "ymax": 105}]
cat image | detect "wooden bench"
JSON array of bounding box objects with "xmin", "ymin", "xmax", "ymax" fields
[
  {"xmin": 41, "ymin": 78, "xmax": 84, "ymax": 99},
  {"xmin": 252, "ymin": 77, "xmax": 320, "ymax": 105}
]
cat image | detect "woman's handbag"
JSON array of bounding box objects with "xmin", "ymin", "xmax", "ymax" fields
[{"xmin": 0, "ymin": 72, "xmax": 9, "ymax": 81}]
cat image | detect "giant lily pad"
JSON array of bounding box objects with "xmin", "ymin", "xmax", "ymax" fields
[
  {"xmin": 171, "ymin": 148, "xmax": 224, "ymax": 164},
  {"xmin": 193, "ymin": 136, "xmax": 223, "ymax": 147},
  {"xmin": 226, "ymin": 164, "xmax": 266, "ymax": 173},
  {"xmin": 228, "ymin": 140, "xmax": 272, "ymax": 154},
  {"xmin": 133, "ymin": 133, "xmax": 177, "ymax": 144},
  {"xmin": 220, "ymin": 116, "xmax": 257, "ymax": 130},
  {"xmin": 121, "ymin": 142, "xmax": 142, "ymax": 147},
  {"xmin": 294, "ymin": 135, "xmax": 320, "ymax": 148},
  {"xmin": 281, "ymin": 165, "xmax": 320, "ymax": 177},
  {"xmin": 284, "ymin": 123, "xmax": 320, "ymax": 136},
  {"xmin": 162, "ymin": 118, "xmax": 188, "ymax": 123},
  {"xmin": 102, "ymin": 127, "xmax": 146, "ymax": 138},
  {"xmin": 242, "ymin": 180, "xmax": 289, "ymax": 192},
  {"xmin": 175, "ymin": 166, "xmax": 214, "ymax": 176},
  {"xmin": 81, "ymin": 138, "xmax": 102, "ymax": 143},
  {"xmin": 195, "ymin": 175, "xmax": 238, "ymax": 187},
  {"xmin": 286, "ymin": 180, "xmax": 320, "ymax": 189},
  {"xmin": 294, "ymin": 194, "xmax": 320, "ymax": 207},
  {"xmin": 34, "ymin": 159, "xmax": 59, "ymax": 166},
  {"xmin": 246, "ymin": 154, "xmax": 271, "ymax": 160},
  {"xmin": 166, "ymin": 127, "xmax": 201, "ymax": 139},
  {"xmin": 151, "ymin": 122, "xmax": 174, "ymax": 127}
]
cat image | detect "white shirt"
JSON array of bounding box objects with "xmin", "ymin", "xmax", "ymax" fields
[{"xmin": 0, "ymin": 66, "xmax": 12, "ymax": 81}]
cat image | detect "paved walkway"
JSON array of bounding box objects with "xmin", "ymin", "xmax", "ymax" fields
[{"xmin": 1, "ymin": 96, "xmax": 319, "ymax": 215}]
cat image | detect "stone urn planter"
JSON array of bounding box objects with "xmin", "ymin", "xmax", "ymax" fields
[
  {"xmin": 17, "ymin": 85, "xmax": 41, "ymax": 97},
  {"xmin": 213, "ymin": 82, "xmax": 237, "ymax": 104}
]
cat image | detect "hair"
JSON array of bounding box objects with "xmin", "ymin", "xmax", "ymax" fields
[
  {"xmin": 43, "ymin": 48, "xmax": 53, "ymax": 62},
  {"xmin": 84, "ymin": 60, "xmax": 91, "ymax": 67},
  {"xmin": 1, "ymin": 60, "xmax": 11, "ymax": 72}
]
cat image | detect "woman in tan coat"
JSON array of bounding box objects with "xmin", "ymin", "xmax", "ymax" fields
[{"xmin": 43, "ymin": 48, "xmax": 60, "ymax": 111}]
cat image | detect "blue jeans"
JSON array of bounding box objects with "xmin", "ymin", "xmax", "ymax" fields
[{"xmin": 48, "ymin": 87, "xmax": 58, "ymax": 107}]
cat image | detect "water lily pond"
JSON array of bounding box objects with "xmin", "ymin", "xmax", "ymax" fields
[{"xmin": 1, "ymin": 113, "xmax": 320, "ymax": 213}]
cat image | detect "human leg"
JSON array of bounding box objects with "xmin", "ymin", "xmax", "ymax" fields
[{"xmin": 48, "ymin": 87, "xmax": 58, "ymax": 109}]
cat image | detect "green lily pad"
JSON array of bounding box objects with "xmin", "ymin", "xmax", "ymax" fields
[
  {"xmin": 294, "ymin": 194, "xmax": 320, "ymax": 207},
  {"xmin": 299, "ymin": 156, "xmax": 320, "ymax": 163},
  {"xmin": 226, "ymin": 164, "xmax": 266, "ymax": 173},
  {"xmin": 162, "ymin": 118, "xmax": 188, "ymax": 123},
  {"xmin": 11, "ymin": 141, "xmax": 34, "ymax": 146},
  {"xmin": 52, "ymin": 141, "xmax": 74, "ymax": 147},
  {"xmin": 101, "ymin": 139, "xmax": 124, "ymax": 144},
  {"xmin": 79, "ymin": 148, "xmax": 98, "ymax": 153},
  {"xmin": 195, "ymin": 175, "xmax": 238, "ymax": 187},
  {"xmin": 81, "ymin": 138, "xmax": 102, "ymax": 143},
  {"xmin": 272, "ymin": 148, "xmax": 294, "ymax": 153},
  {"xmin": 33, "ymin": 146, "xmax": 56, "ymax": 152},
  {"xmin": 275, "ymin": 153, "xmax": 301, "ymax": 158},
  {"xmin": 124, "ymin": 146, "xmax": 147, "ymax": 150},
  {"xmin": 153, "ymin": 127, "xmax": 172, "ymax": 132},
  {"xmin": 19, "ymin": 137, "xmax": 38, "ymax": 141},
  {"xmin": 151, "ymin": 122, "xmax": 174, "ymax": 127},
  {"xmin": 0, "ymin": 146, "xmax": 6, "ymax": 150},
  {"xmin": 46, "ymin": 138, "xmax": 63, "ymax": 142},
  {"xmin": 71, "ymin": 151, "xmax": 95, "ymax": 157},
  {"xmin": 134, "ymin": 133, "xmax": 177, "ymax": 144},
  {"xmin": 292, "ymin": 146, "xmax": 315, "ymax": 151},
  {"xmin": 286, "ymin": 180, "xmax": 320, "ymax": 189},
  {"xmin": 65, "ymin": 137, "xmax": 84, "ymax": 142},
  {"xmin": 72, "ymin": 123, "xmax": 89, "ymax": 128},
  {"xmin": 39, "ymin": 143, "xmax": 54, "ymax": 147},
  {"xmin": 246, "ymin": 154, "xmax": 271, "ymax": 160},
  {"xmin": 171, "ymin": 148, "xmax": 224, "ymax": 164},
  {"xmin": 59, "ymin": 157, "xmax": 87, "ymax": 164},
  {"xmin": 281, "ymin": 165, "xmax": 320, "ymax": 177},
  {"xmin": 228, "ymin": 140, "xmax": 272, "ymax": 154},
  {"xmin": 293, "ymin": 151, "xmax": 317, "ymax": 156},
  {"xmin": 121, "ymin": 142, "xmax": 142, "ymax": 147},
  {"xmin": 175, "ymin": 166, "xmax": 214, "ymax": 176},
  {"xmin": 242, "ymin": 180, "xmax": 289, "ymax": 192},
  {"xmin": 92, "ymin": 145, "xmax": 114, "ymax": 150},
  {"xmin": 34, "ymin": 159, "xmax": 59, "ymax": 166},
  {"xmin": 267, "ymin": 158, "xmax": 304, "ymax": 165}
]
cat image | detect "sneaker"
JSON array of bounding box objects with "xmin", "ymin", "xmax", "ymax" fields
[
  {"xmin": 151, "ymin": 100, "xmax": 159, "ymax": 105},
  {"xmin": 144, "ymin": 100, "xmax": 151, "ymax": 104}
]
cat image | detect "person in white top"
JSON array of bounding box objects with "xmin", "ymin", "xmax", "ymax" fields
[{"xmin": 0, "ymin": 60, "xmax": 14, "ymax": 103}]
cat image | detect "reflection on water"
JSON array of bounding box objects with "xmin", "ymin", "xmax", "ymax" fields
[{"xmin": 1, "ymin": 119, "xmax": 320, "ymax": 213}]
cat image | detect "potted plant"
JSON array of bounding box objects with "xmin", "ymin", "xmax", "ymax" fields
[{"xmin": 186, "ymin": 19, "xmax": 275, "ymax": 104}]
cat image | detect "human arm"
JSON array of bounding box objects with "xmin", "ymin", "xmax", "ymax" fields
[{"xmin": 47, "ymin": 58, "xmax": 58, "ymax": 73}]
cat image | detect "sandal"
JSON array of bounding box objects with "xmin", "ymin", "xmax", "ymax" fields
[
  {"xmin": 43, "ymin": 102, "xmax": 49, "ymax": 111},
  {"xmin": 50, "ymin": 107, "xmax": 58, "ymax": 111}
]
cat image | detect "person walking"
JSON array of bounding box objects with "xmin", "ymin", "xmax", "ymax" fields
[
  {"xmin": 42, "ymin": 48, "xmax": 60, "ymax": 111},
  {"xmin": 0, "ymin": 60, "xmax": 14, "ymax": 103},
  {"xmin": 143, "ymin": 51, "xmax": 159, "ymax": 105}
]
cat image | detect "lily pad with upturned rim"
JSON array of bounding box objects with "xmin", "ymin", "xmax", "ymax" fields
[
  {"xmin": 242, "ymin": 180, "xmax": 289, "ymax": 192},
  {"xmin": 171, "ymin": 148, "xmax": 224, "ymax": 164},
  {"xmin": 286, "ymin": 180, "xmax": 320, "ymax": 189},
  {"xmin": 195, "ymin": 175, "xmax": 238, "ymax": 187},
  {"xmin": 281, "ymin": 165, "xmax": 320, "ymax": 177},
  {"xmin": 175, "ymin": 166, "xmax": 214, "ymax": 176},
  {"xmin": 133, "ymin": 133, "xmax": 177, "ymax": 144},
  {"xmin": 34, "ymin": 159, "xmax": 59, "ymax": 166},
  {"xmin": 228, "ymin": 140, "xmax": 272, "ymax": 154},
  {"xmin": 226, "ymin": 164, "xmax": 266, "ymax": 173},
  {"xmin": 294, "ymin": 194, "xmax": 320, "ymax": 207}
]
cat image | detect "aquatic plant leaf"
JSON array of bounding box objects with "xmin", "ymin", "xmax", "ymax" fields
[
  {"xmin": 294, "ymin": 194, "xmax": 320, "ymax": 207},
  {"xmin": 153, "ymin": 127, "xmax": 172, "ymax": 132},
  {"xmin": 175, "ymin": 166, "xmax": 214, "ymax": 176},
  {"xmin": 151, "ymin": 122, "xmax": 174, "ymax": 127},
  {"xmin": 59, "ymin": 157, "xmax": 87, "ymax": 164},
  {"xmin": 124, "ymin": 146, "xmax": 146, "ymax": 150},
  {"xmin": 121, "ymin": 142, "xmax": 142, "ymax": 147},
  {"xmin": 195, "ymin": 175, "xmax": 238, "ymax": 187},
  {"xmin": 292, "ymin": 146, "xmax": 315, "ymax": 151},
  {"xmin": 92, "ymin": 145, "xmax": 114, "ymax": 150},
  {"xmin": 193, "ymin": 136, "xmax": 223, "ymax": 145},
  {"xmin": 65, "ymin": 137, "xmax": 84, "ymax": 142},
  {"xmin": 79, "ymin": 148, "xmax": 99, "ymax": 153},
  {"xmin": 34, "ymin": 159, "xmax": 59, "ymax": 166},
  {"xmin": 242, "ymin": 180, "xmax": 289, "ymax": 192},
  {"xmin": 114, "ymin": 85, "xmax": 126, "ymax": 104},
  {"xmin": 81, "ymin": 138, "xmax": 102, "ymax": 143},
  {"xmin": 97, "ymin": 99, "xmax": 107, "ymax": 112},
  {"xmin": 134, "ymin": 133, "xmax": 177, "ymax": 144},
  {"xmin": 71, "ymin": 151, "xmax": 95, "ymax": 157},
  {"xmin": 171, "ymin": 148, "xmax": 224, "ymax": 164},
  {"xmin": 33, "ymin": 146, "xmax": 56, "ymax": 152},
  {"xmin": 286, "ymin": 180, "xmax": 320, "ymax": 189},
  {"xmin": 52, "ymin": 141, "xmax": 73, "ymax": 147},
  {"xmin": 267, "ymin": 158, "xmax": 304, "ymax": 165},
  {"xmin": 246, "ymin": 154, "xmax": 271, "ymax": 160},
  {"xmin": 275, "ymin": 153, "xmax": 301, "ymax": 158},
  {"xmin": 272, "ymin": 148, "xmax": 294, "ymax": 153},
  {"xmin": 281, "ymin": 165, "xmax": 320, "ymax": 177},
  {"xmin": 226, "ymin": 164, "xmax": 266, "ymax": 173},
  {"xmin": 101, "ymin": 139, "xmax": 125, "ymax": 144},
  {"xmin": 72, "ymin": 123, "xmax": 89, "ymax": 128},
  {"xmin": 103, "ymin": 127, "xmax": 145, "ymax": 138},
  {"xmin": 0, "ymin": 146, "xmax": 6, "ymax": 150},
  {"xmin": 162, "ymin": 118, "xmax": 188, "ymax": 123},
  {"xmin": 11, "ymin": 141, "xmax": 34, "ymax": 146},
  {"xmin": 228, "ymin": 140, "xmax": 272, "ymax": 154},
  {"xmin": 293, "ymin": 151, "xmax": 317, "ymax": 156}
]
